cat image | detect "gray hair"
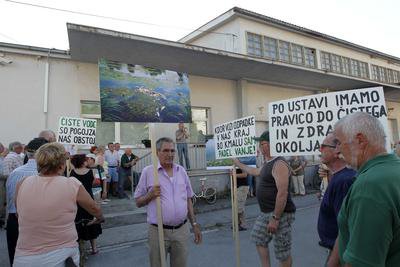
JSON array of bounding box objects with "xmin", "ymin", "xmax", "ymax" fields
[
  {"xmin": 156, "ymin": 137, "xmax": 174, "ymax": 151},
  {"xmin": 334, "ymin": 112, "xmax": 386, "ymax": 148},
  {"xmin": 38, "ymin": 130, "xmax": 56, "ymax": 142},
  {"xmin": 8, "ymin": 141, "xmax": 22, "ymax": 152}
]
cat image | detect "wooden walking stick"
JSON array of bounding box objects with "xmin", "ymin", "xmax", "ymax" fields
[{"xmin": 149, "ymin": 123, "xmax": 167, "ymax": 267}]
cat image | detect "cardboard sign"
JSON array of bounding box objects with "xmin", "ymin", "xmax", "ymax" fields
[
  {"xmin": 57, "ymin": 117, "xmax": 97, "ymax": 145},
  {"xmin": 268, "ymin": 87, "xmax": 389, "ymax": 156},
  {"xmin": 214, "ymin": 115, "xmax": 256, "ymax": 160}
]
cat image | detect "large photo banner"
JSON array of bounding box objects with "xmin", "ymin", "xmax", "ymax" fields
[
  {"xmin": 57, "ymin": 117, "xmax": 97, "ymax": 145},
  {"xmin": 268, "ymin": 86, "xmax": 390, "ymax": 156},
  {"xmin": 98, "ymin": 58, "xmax": 192, "ymax": 123}
]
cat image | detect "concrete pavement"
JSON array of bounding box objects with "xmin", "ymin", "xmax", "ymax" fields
[{"xmin": 0, "ymin": 193, "xmax": 323, "ymax": 266}]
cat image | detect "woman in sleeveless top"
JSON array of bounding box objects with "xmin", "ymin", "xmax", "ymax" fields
[
  {"xmin": 70, "ymin": 154, "xmax": 103, "ymax": 255},
  {"xmin": 14, "ymin": 143, "xmax": 104, "ymax": 267}
]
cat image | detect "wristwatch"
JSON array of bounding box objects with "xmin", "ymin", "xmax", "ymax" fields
[{"xmin": 272, "ymin": 214, "xmax": 280, "ymax": 221}]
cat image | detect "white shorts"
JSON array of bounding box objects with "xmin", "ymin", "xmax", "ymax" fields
[{"xmin": 14, "ymin": 246, "xmax": 79, "ymax": 267}]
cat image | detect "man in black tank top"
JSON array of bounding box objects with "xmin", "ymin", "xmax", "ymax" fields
[{"xmin": 234, "ymin": 131, "xmax": 295, "ymax": 267}]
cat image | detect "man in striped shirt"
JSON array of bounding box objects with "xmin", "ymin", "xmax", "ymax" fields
[
  {"xmin": 3, "ymin": 142, "xmax": 24, "ymax": 176},
  {"xmin": 5, "ymin": 137, "xmax": 48, "ymax": 265}
]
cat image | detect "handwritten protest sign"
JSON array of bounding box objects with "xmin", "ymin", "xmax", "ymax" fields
[
  {"xmin": 57, "ymin": 117, "xmax": 97, "ymax": 145},
  {"xmin": 214, "ymin": 115, "xmax": 256, "ymax": 159},
  {"xmin": 268, "ymin": 87, "xmax": 389, "ymax": 156}
]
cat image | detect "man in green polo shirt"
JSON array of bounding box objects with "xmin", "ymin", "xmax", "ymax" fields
[{"xmin": 328, "ymin": 112, "xmax": 400, "ymax": 267}]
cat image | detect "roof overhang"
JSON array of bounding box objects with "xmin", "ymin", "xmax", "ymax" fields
[{"xmin": 67, "ymin": 23, "xmax": 400, "ymax": 102}]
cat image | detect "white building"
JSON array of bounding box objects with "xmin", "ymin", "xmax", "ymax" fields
[{"xmin": 1, "ymin": 7, "xmax": 400, "ymax": 150}]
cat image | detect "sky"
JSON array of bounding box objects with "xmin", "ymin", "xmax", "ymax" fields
[{"xmin": 0, "ymin": 0, "xmax": 399, "ymax": 57}]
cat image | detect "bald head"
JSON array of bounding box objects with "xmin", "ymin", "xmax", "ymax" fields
[
  {"xmin": 39, "ymin": 130, "xmax": 56, "ymax": 143},
  {"xmin": 124, "ymin": 147, "xmax": 132, "ymax": 155}
]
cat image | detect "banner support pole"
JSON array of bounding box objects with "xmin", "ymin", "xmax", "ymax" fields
[{"xmin": 149, "ymin": 123, "xmax": 167, "ymax": 267}]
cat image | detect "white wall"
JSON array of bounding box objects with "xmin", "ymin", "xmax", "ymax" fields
[
  {"xmin": 0, "ymin": 53, "xmax": 48, "ymax": 145},
  {"xmin": 189, "ymin": 19, "xmax": 242, "ymax": 53}
]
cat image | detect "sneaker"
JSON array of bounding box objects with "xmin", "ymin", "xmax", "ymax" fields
[
  {"xmin": 103, "ymin": 199, "xmax": 111, "ymax": 202},
  {"xmin": 101, "ymin": 201, "xmax": 109, "ymax": 205}
]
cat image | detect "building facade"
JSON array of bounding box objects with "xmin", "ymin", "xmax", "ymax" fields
[{"xmin": 1, "ymin": 7, "xmax": 400, "ymax": 148}]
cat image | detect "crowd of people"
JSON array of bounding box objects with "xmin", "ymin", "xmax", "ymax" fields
[{"xmin": 1, "ymin": 112, "xmax": 400, "ymax": 267}]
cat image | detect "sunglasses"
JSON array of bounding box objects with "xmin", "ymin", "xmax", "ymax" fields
[{"xmin": 320, "ymin": 143, "xmax": 337, "ymax": 149}]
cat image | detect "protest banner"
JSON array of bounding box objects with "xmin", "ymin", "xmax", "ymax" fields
[
  {"xmin": 57, "ymin": 116, "xmax": 97, "ymax": 145},
  {"xmin": 214, "ymin": 115, "xmax": 257, "ymax": 160},
  {"xmin": 213, "ymin": 115, "xmax": 256, "ymax": 267},
  {"xmin": 268, "ymin": 86, "xmax": 390, "ymax": 156},
  {"xmin": 206, "ymin": 138, "xmax": 256, "ymax": 170}
]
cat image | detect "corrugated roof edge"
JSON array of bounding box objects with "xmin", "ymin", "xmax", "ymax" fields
[{"xmin": 0, "ymin": 41, "xmax": 69, "ymax": 55}]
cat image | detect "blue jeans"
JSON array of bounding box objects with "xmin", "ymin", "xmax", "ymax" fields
[
  {"xmin": 108, "ymin": 167, "xmax": 119, "ymax": 182},
  {"xmin": 177, "ymin": 143, "xmax": 190, "ymax": 169}
]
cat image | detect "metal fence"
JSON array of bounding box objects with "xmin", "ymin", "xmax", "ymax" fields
[{"xmin": 132, "ymin": 143, "xmax": 206, "ymax": 173}]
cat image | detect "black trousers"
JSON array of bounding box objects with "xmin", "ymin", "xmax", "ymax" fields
[{"xmin": 6, "ymin": 213, "xmax": 18, "ymax": 266}]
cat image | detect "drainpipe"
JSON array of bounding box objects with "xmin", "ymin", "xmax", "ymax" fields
[{"xmin": 43, "ymin": 49, "xmax": 51, "ymax": 129}]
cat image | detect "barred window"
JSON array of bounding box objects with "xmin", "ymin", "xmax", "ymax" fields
[
  {"xmin": 359, "ymin": 62, "xmax": 369, "ymax": 78},
  {"xmin": 330, "ymin": 54, "xmax": 341, "ymax": 73},
  {"xmin": 291, "ymin": 44, "xmax": 303, "ymax": 64},
  {"xmin": 350, "ymin": 59, "xmax": 359, "ymax": 76},
  {"xmin": 279, "ymin": 41, "xmax": 290, "ymax": 62},
  {"xmin": 247, "ymin": 33, "xmax": 262, "ymax": 57},
  {"xmin": 263, "ymin": 37, "xmax": 278, "ymax": 60},
  {"xmin": 371, "ymin": 65, "xmax": 379, "ymax": 80},
  {"xmin": 386, "ymin": 69, "xmax": 393, "ymax": 83},
  {"xmin": 321, "ymin": 52, "xmax": 331, "ymax": 70},
  {"xmin": 393, "ymin": 71, "xmax": 399, "ymax": 84},
  {"xmin": 304, "ymin": 48, "xmax": 316, "ymax": 68},
  {"xmin": 342, "ymin": 57, "xmax": 350, "ymax": 75},
  {"xmin": 378, "ymin": 66, "xmax": 386, "ymax": 82}
]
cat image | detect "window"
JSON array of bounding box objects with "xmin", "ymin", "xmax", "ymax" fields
[
  {"xmin": 330, "ymin": 54, "xmax": 341, "ymax": 73},
  {"xmin": 320, "ymin": 52, "xmax": 331, "ymax": 70},
  {"xmin": 278, "ymin": 41, "xmax": 290, "ymax": 62},
  {"xmin": 291, "ymin": 44, "xmax": 303, "ymax": 64},
  {"xmin": 386, "ymin": 69, "xmax": 393, "ymax": 83},
  {"xmin": 359, "ymin": 62, "xmax": 369, "ymax": 78},
  {"xmin": 342, "ymin": 57, "xmax": 350, "ymax": 75},
  {"xmin": 393, "ymin": 71, "xmax": 399, "ymax": 84},
  {"xmin": 190, "ymin": 107, "xmax": 209, "ymax": 143},
  {"xmin": 263, "ymin": 37, "xmax": 278, "ymax": 60},
  {"xmin": 371, "ymin": 65, "xmax": 379, "ymax": 80},
  {"xmin": 120, "ymin": 123, "xmax": 148, "ymax": 145},
  {"xmin": 304, "ymin": 48, "xmax": 316, "ymax": 68},
  {"xmin": 81, "ymin": 101, "xmax": 115, "ymax": 145},
  {"xmin": 247, "ymin": 33, "xmax": 263, "ymax": 57},
  {"xmin": 378, "ymin": 66, "xmax": 386, "ymax": 82},
  {"xmin": 96, "ymin": 120, "xmax": 115, "ymax": 145},
  {"xmin": 350, "ymin": 59, "xmax": 359, "ymax": 76},
  {"xmin": 81, "ymin": 101, "xmax": 101, "ymax": 116}
]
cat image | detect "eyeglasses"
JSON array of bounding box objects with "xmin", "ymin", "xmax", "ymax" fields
[{"xmin": 320, "ymin": 143, "xmax": 337, "ymax": 149}]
